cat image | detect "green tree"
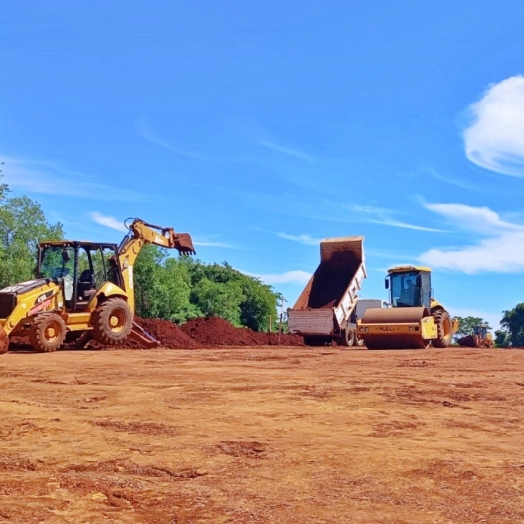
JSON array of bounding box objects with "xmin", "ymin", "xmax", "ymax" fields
[
  {"xmin": 134, "ymin": 245, "xmax": 198, "ymax": 323},
  {"xmin": 501, "ymin": 304, "xmax": 524, "ymax": 347},
  {"xmin": 0, "ymin": 189, "xmax": 64, "ymax": 288},
  {"xmin": 494, "ymin": 329, "xmax": 510, "ymax": 348},
  {"xmin": 191, "ymin": 277, "xmax": 245, "ymax": 326}
]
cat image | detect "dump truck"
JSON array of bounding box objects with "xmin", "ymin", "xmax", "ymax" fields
[
  {"xmin": 0, "ymin": 218, "xmax": 195, "ymax": 354},
  {"xmin": 287, "ymin": 236, "xmax": 366, "ymax": 346},
  {"xmin": 357, "ymin": 265, "xmax": 458, "ymax": 349}
]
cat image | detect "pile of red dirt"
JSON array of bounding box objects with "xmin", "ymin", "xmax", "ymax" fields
[
  {"xmin": 6, "ymin": 316, "xmax": 304, "ymax": 351},
  {"xmin": 180, "ymin": 316, "xmax": 259, "ymax": 346},
  {"xmin": 180, "ymin": 316, "xmax": 304, "ymax": 347},
  {"xmin": 133, "ymin": 317, "xmax": 199, "ymax": 349}
]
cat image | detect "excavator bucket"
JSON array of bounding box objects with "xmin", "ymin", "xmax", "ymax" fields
[
  {"xmin": 129, "ymin": 321, "xmax": 160, "ymax": 349},
  {"xmin": 358, "ymin": 307, "xmax": 431, "ymax": 349},
  {"xmin": 173, "ymin": 233, "xmax": 196, "ymax": 256},
  {"xmin": 0, "ymin": 326, "xmax": 9, "ymax": 354}
]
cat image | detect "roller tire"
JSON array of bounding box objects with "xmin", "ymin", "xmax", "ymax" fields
[
  {"xmin": 91, "ymin": 298, "xmax": 133, "ymax": 346},
  {"xmin": 29, "ymin": 313, "xmax": 66, "ymax": 353},
  {"xmin": 432, "ymin": 309, "xmax": 452, "ymax": 348}
]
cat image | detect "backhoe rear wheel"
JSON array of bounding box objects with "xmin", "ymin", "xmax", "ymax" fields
[
  {"xmin": 432, "ymin": 309, "xmax": 452, "ymax": 348},
  {"xmin": 91, "ymin": 298, "xmax": 133, "ymax": 346},
  {"xmin": 0, "ymin": 327, "xmax": 9, "ymax": 354},
  {"xmin": 29, "ymin": 313, "xmax": 66, "ymax": 352}
]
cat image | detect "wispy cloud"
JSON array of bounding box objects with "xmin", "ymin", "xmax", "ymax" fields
[
  {"xmin": 463, "ymin": 75, "xmax": 524, "ymax": 176},
  {"xmin": 90, "ymin": 212, "xmax": 128, "ymax": 233},
  {"xmin": 193, "ymin": 240, "xmax": 236, "ymax": 249},
  {"xmin": 345, "ymin": 204, "xmax": 446, "ymax": 232},
  {"xmin": 419, "ymin": 203, "xmax": 524, "ymax": 273},
  {"xmin": 257, "ymin": 139, "xmax": 316, "ymax": 163},
  {"xmin": 277, "ymin": 232, "xmax": 322, "ymax": 246},
  {"xmin": 0, "ymin": 154, "xmax": 147, "ymax": 201},
  {"xmin": 137, "ymin": 119, "xmax": 204, "ymax": 159},
  {"xmin": 247, "ymin": 270, "xmax": 312, "ymax": 285}
]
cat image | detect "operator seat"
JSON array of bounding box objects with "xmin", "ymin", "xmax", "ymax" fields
[{"xmin": 77, "ymin": 269, "xmax": 96, "ymax": 300}]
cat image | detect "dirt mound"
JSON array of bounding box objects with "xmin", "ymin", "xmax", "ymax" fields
[
  {"xmin": 132, "ymin": 317, "xmax": 199, "ymax": 349},
  {"xmin": 6, "ymin": 316, "xmax": 303, "ymax": 351},
  {"xmin": 180, "ymin": 316, "xmax": 259, "ymax": 346},
  {"xmin": 181, "ymin": 316, "xmax": 304, "ymax": 347}
]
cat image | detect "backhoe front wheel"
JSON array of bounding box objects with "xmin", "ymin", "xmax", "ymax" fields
[
  {"xmin": 91, "ymin": 298, "xmax": 133, "ymax": 346},
  {"xmin": 432, "ymin": 309, "xmax": 452, "ymax": 348},
  {"xmin": 29, "ymin": 313, "xmax": 66, "ymax": 352}
]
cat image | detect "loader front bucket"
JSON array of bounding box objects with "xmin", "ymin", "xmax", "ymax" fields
[{"xmin": 0, "ymin": 326, "xmax": 9, "ymax": 354}]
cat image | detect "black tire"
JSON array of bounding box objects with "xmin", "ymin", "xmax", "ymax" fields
[
  {"xmin": 91, "ymin": 297, "xmax": 133, "ymax": 346},
  {"xmin": 432, "ymin": 309, "xmax": 452, "ymax": 348},
  {"xmin": 29, "ymin": 313, "xmax": 66, "ymax": 353},
  {"xmin": 340, "ymin": 328, "xmax": 355, "ymax": 347}
]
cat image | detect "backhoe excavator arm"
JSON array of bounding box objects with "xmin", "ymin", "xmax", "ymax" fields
[{"xmin": 114, "ymin": 218, "xmax": 195, "ymax": 312}]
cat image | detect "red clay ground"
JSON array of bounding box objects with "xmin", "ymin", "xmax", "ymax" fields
[{"xmin": 1, "ymin": 345, "xmax": 524, "ymax": 523}]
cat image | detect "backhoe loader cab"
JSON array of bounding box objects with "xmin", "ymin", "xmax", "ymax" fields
[{"xmin": 37, "ymin": 241, "xmax": 122, "ymax": 310}]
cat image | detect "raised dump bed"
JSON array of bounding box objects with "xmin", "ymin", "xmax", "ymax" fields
[{"xmin": 287, "ymin": 236, "xmax": 366, "ymax": 346}]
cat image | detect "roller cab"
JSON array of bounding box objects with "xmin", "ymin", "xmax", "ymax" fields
[{"xmin": 357, "ymin": 266, "xmax": 457, "ymax": 349}]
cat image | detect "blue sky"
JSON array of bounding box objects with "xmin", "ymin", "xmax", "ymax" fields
[{"xmin": 2, "ymin": 1, "xmax": 524, "ymax": 329}]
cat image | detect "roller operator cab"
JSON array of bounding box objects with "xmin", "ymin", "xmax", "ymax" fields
[
  {"xmin": 357, "ymin": 265, "xmax": 458, "ymax": 350},
  {"xmin": 386, "ymin": 266, "xmax": 432, "ymax": 309}
]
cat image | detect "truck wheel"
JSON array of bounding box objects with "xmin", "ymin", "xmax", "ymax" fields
[
  {"xmin": 91, "ymin": 298, "xmax": 133, "ymax": 346},
  {"xmin": 432, "ymin": 310, "xmax": 452, "ymax": 348},
  {"xmin": 29, "ymin": 313, "xmax": 66, "ymax": 352},
  {"xmin": 355, "ymin": 335, "xmax": 365, "ymax": 347},
  {"xmin": 340, "ymin": 328, "xmax": 355, "ymax": 347}
]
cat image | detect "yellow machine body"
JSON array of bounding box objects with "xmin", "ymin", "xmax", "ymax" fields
[
  {"xmin": 0, "ymin": 218, "xmax": 195, "ymax": 353},
  {"xmin": 357, "ymin": 266, "xmax": 458, "ymax": 349}
]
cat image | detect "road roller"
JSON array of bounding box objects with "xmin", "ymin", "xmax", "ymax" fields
[{"xmin": 356, "ymin": 266, "xmax": 458, "ymax": 349}]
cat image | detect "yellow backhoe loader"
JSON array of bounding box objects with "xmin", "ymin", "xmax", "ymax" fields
[
  {"xmin": 457, "ymin": 324, "xmax": 493, "ymax": 348},
  {"xmin": 0, "ymin": 218, "xmax": 195, "ymax": 354},
  {"xmin": 357, "ymin": 265, "xmax": 458, "ymax": 349}
]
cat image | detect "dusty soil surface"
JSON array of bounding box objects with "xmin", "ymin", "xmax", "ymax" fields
[{"xmin": 1, "ymin": 346, "xmax": 524, "ymax": 523}]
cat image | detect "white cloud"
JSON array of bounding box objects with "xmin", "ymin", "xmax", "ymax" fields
[
  {"xmin": 463, "ymin": 75, "xmax": 524, "ymax": 176},
  {"xmin": 90, "ymin": 212, "xmax": 128, "ymax": 233},
  {"xmin": 419, "ymin": 203, "xmax": 524, "ymax": 273},
  {"xmin": 0, "ymin": 154, "xmax": 146, "ymax": 201},
  {"xmin": 345, "ymin": 204, "xmax": 445, "ymax": 232},
  {"xmin": 248, "ymin": 270, "xmax": 312, "ymax": 285},
  {"xmin": 257, "ymin": 139, "xmax": 316, "ymax": 163},
  {"xmin": 193, "ymin": 240, "xmax": 236, "ymax": 248},
  {"xmin": 137, "ymin": 119, "xmax": 203, "ymax": 159},
  {"xmin": 277, "ymin": 232, "xmax": 322, "ymax": 246}
]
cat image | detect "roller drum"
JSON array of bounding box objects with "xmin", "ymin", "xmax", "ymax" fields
[{"xmin": 360, "ymin": 307, "xmax": 430, "ymax": 350}]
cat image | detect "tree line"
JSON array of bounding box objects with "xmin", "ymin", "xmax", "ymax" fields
[
  {"xmin": 1, "ymin": 177, "xmax": 524, "ymax": 342},
  {"xmin": 0, "ymin": 177, "xmax": 282, "ymax": 332}
]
